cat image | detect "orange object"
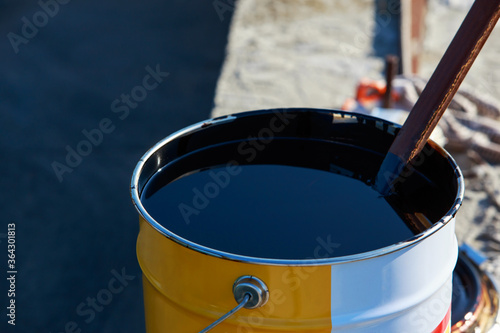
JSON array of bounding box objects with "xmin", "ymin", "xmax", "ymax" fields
[
  {"xmin": 343, "ymin": 79, "xmax": 401, "ymax": 111},
  {"xmin": 356, "ymin": 79, "xmax": 387, "ymax": 104}
]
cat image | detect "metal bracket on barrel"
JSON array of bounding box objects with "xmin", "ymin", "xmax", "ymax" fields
[{"xmin": 199, "ymin": 276, "xmax": 269, "ymax": 332}]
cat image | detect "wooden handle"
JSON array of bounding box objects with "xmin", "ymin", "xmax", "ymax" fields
[{"xmin": 375, "ymin": 0, "xmax": 500, "ymax": 195}]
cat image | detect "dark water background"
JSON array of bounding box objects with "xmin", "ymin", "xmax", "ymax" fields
[{"xmin": 0, "ymin": 0, "xmax": 233, "ymax": 332}]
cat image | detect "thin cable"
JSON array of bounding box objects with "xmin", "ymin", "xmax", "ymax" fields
[{"xmin": 199, "ymin": 293, "xmax": 251, "ymax": 333}]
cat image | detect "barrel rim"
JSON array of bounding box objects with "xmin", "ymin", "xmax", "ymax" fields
[{"xmin": 130, "ymin": 108, "xmax": 464, "ymax": 266}]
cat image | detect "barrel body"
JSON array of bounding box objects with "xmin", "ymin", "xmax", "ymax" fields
[{"xmin": 137, "ymin": 217, "xmax": 456, "ymax": 332}]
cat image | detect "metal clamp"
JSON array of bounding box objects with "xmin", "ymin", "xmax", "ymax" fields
[{"xmin": 199, "ymin": 276, "xmax": 269, "ymax": 332}]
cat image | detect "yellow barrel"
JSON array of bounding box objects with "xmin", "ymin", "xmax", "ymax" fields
[
  {"xmin": 132, "ymin": 108, "xmax": 463, "ymax": 333},
  {"xmin": 137, "ymin": 217, "xmax": 332, "ymax": 332}
]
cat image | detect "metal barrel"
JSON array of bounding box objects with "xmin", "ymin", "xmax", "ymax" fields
[{"xmin": 131, "ymin": 108, "xmax": 464, "ymax": 332}]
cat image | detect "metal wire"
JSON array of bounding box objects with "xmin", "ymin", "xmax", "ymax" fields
[{"xmin": 198, "ymin": 293, "xmax": 251, "ymax": 333}]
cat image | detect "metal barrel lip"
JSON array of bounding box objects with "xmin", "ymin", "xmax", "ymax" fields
[{"xmin": 130, "ymin": 107, "xmax": 464, "ymax": 266}]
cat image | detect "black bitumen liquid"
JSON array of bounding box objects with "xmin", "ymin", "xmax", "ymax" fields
[{"xmin": 141, "ymin": 163, "xmax": 426, "ymax": 259}]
